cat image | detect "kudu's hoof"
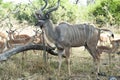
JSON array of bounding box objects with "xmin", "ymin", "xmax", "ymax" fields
[
  {"xmin": 98, "ymin": 72, "xmax": 106, "ymax": 76},
  {"xmin": 97, "ymin": 78, "xmax": 100, "ymax": 80}
]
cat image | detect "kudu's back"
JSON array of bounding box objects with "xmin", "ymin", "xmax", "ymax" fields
[{"xmin": 56, "ymin": 22, "xmax": 100, "ymax": 47}]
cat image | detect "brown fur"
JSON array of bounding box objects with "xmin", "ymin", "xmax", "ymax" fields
[
  {"xmin": 0, "ymin": 40, "xmax": 5, "ymax": 53},
  {"xmin": 6, "ymin": 29, "xmax": 36, "ymax": 56},
  {"xmin": 0, "ymin": 32, "xmax": 7, "ymax": 40},
  {"xmin": 97, "ymin": 46, "xmax": 112, "ymax": 54},
  {"xmin": 111, "ymin": 39, "xmax": 120, "ymax": 53},
  {"xmin": 97, "ymin": 39, "xmax": 120, "ymax": 55}
]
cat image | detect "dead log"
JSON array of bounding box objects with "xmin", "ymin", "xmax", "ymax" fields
[{"xmin": 0, "ymin": 44, "xmax": 65, "ymax": 61}]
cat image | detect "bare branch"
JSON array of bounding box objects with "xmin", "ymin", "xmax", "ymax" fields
[{"xmin": 0, "ymin": 44, "xmax": 65, "ymax": 61}]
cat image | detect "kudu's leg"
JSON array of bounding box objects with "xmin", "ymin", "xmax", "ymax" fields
[
  {"xmin": 64, "ymin": 47, "xmax": 71, "ymax": 75},
  {"xmin": 93, "ymin": 58, "xmax": 100, "ymax": 80},
  {"xmin": 85, "ymin": 46, "xmax": 100, "ymax": 79},
  {"xmin": 93, "ymin": 57, "xmax": 100, "ymax": 75},
  {"xmin": 57, "ymin": 49, "xmax": 64, "ymax": 75}
]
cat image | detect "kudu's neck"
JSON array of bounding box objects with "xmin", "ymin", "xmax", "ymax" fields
[{"xmin": 43, "ymin": 19, "xmax": 57, "ymax": 43}]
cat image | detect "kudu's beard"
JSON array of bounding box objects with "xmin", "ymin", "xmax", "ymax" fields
[{"xmin": 35, "ymin": 21, "xmax": 44, "ymax": 29}]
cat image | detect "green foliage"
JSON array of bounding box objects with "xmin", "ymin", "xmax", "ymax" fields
[
  {"xmin": 13, "ymin": 0, "xmax": 81, "ymax": 24},
  {"xmin": 0, "ymin": 0, "xmax": 2, "ymax": 4},
  {"xmin": 0, "ymin": 2, "xmax": 13, "ymax": 21},
  {"xmin": 87, "ymin": 0, "xmax": 120, "ymax": 27},
  {"xmin": 13, "ymin": 4, "xmax": 37, "ymax": 24},
  {"xmin": 51, "ymin": 0, "xmax": 80, "ymax": 23},
  {"xmin": 1, "ymin": 0, "xmax": 120, "ymax": 27}
]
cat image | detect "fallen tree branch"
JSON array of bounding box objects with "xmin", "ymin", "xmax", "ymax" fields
[{"xmin": 0, "ymin": 44, "xmax": 65, "ymax": 61}]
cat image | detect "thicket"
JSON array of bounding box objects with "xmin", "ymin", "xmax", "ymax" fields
[
  {"xmin": 0, "ymin": 0, "xmax": 120, "ymax": 27},
  {"xmin": 87, "ymin": 0, "xmax": 120, "ymax": 27}
]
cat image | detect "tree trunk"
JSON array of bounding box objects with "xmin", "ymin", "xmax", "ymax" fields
[{"xmin": 0, "ymin": 44, "xmax": 65, "ymax": 61}]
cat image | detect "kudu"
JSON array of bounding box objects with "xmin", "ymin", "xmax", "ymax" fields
[{"xmin": 34, "ymin": 0, "xmax": 113, "ymax": 78}]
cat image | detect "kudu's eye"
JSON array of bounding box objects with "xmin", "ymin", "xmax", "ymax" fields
[{"xmin": 45, "ymin": 14, "xmax": 50, "ymax": 19}]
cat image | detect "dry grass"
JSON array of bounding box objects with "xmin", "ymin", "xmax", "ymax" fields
[{"xmin": 0, "ymin": 47, "xmax": 120, "ymax": 80}]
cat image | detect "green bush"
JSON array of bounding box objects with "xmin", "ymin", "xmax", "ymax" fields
[
  {"xmin": 0, "ymin": 1, "xmax": 13, "ymax": 18},
  {"xmin": 87, "ymin": 0, "xmax": 120, "ymax": 27},
  {"xmin": 1, "ymin": 0, "xmax": 120, "ymax": 27},
  {"xmin": 13, "ymin": 0, "xmax": 81, "ymax": 24}
]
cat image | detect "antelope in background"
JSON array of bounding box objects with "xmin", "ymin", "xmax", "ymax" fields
[
  {"xmin": 34, "ymin": 0, "xmax": 115, "ymax": 79},
  {"xmin": 0, "ymin": 32, "xmax": 7, "ymax": 41},
  {"xmin": 98, "ymin": 29, "xmax": 114, "ymax": 46},
  {"xmin": 111, "ymin": 39, "xmax": 120, "ymax": 52},
  {"xmin": 97, "ymin": 38, "xmax": 120, "ymax": 65},
  {"xmin": 33, "ymin": 29, "xmax": 43, "ymax": 44},
  {"xmin": 5, "ymin": 28, "xmax": 43, "ymax": 59},
  {"xmin": 6, "ymin": 29, "xmax": 34, "ymax": 48},
  {"xmin": 0, "ymin": 32, "xmax": 7, "ymax": 53}
]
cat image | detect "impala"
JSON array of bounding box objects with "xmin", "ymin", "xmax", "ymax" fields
[
  {"xmin": 97, "ymin": 39, "xmax": 120, "ymax": 65},
  {"xmin": 6, "ymin": 29, "xmax": 38, "ymax": 59}
]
